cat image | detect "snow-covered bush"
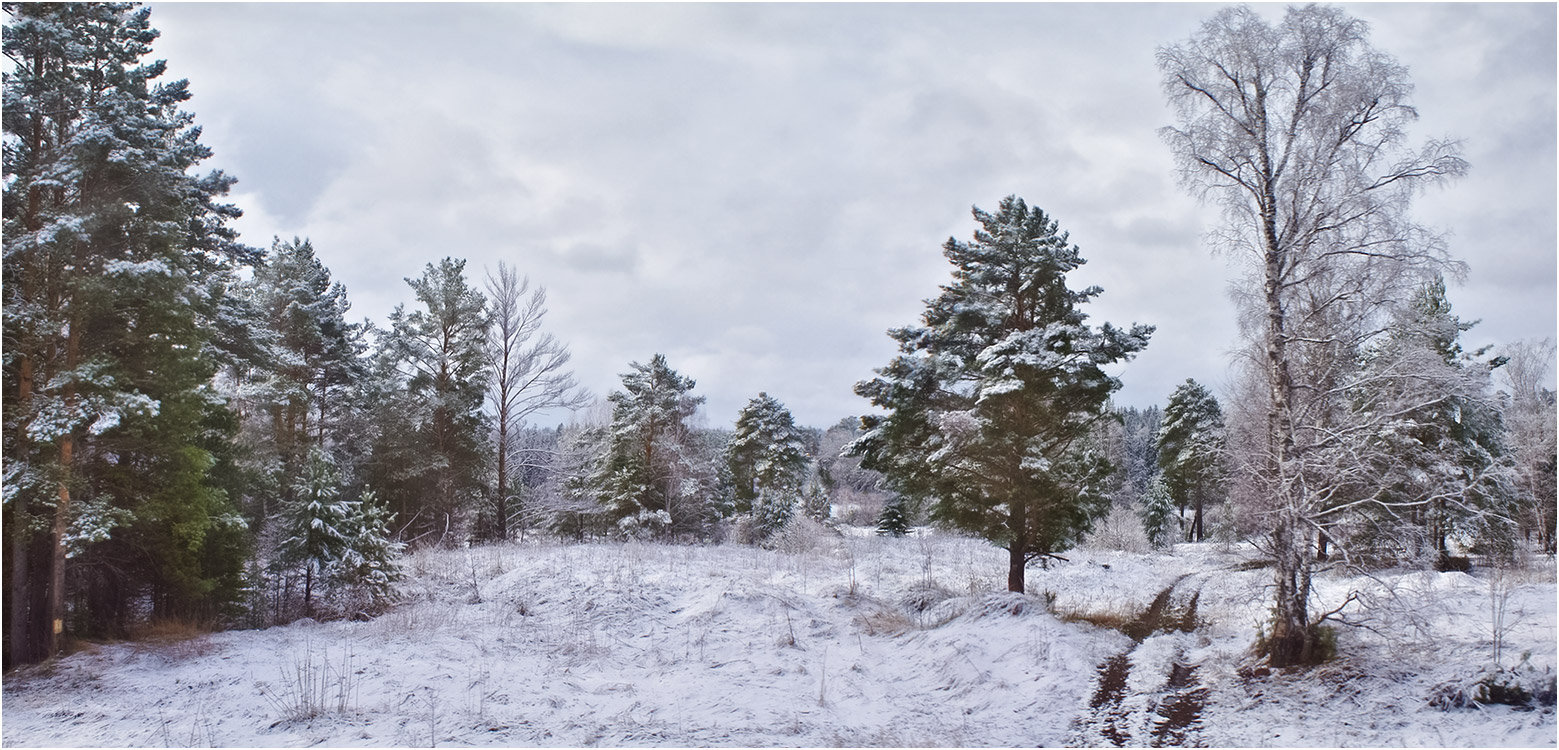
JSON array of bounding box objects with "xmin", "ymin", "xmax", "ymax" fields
[
  {"xmin": 616, "ymin": 509, "xmax": 672, "ymax": 540},
  {"xmin": 1088, "ymin": 502, "xmax": 1151, "ymax": 553},
  {"xmin": 768, "ymin": 514, "xmax": 840, "ymax": 555}
]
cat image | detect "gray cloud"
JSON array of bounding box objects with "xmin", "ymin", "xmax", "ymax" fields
[{"xmin": 149, "ymin": 3, "xmax": 1555, "ymax": 428}]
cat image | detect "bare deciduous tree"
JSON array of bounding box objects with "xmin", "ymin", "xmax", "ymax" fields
[
  {"xmin": 1499, "ymin": 338, "xmax": 1557, "ymax": 555},
  {"xmin": 484, "ymin": 262, "xmax": 590, "ymax": 540},
  {"xmin": 1159, "ymin": 5, "xmax": 1467, "ymax": 665}
]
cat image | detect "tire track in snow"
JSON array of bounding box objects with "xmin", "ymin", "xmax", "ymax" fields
[{"xmin": 1069, "ymin": 574, "xmax": 1209, "ymax": 747}]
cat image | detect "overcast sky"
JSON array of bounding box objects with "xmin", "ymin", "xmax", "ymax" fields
[{"xmin": 146, "ymin": 2, "xmax": 1557, "ymax": 429}]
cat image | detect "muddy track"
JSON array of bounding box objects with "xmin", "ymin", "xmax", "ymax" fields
[{"xmin": 1069, "ymin": 576, "xmax": 1209, "ymax": 748}]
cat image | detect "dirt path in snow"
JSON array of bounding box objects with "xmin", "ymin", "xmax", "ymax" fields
[{"xmin": 1070, "ymin": 575, "xmax": 1209, "ymax": 747}]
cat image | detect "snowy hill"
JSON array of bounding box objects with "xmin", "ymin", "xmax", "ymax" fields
[{"xmin": 3, "ymin": 531, "xmax": 1555, "ymax": 747}]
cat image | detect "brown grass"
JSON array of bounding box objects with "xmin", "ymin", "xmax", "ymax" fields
[
  {"xmin": 129, "ymin": 616, "xmax": 211, "ymax": 641},
  {"xmin": 128, "ymin": 617, "xmax": 217, "ymax": 661},
  {"xmin": 855, "ymin": 607, "xmax": 916, "ymax": 636},
  {"xmin": 1052, "ymin": 604, "xmax": 1138, "ymax": 633}
]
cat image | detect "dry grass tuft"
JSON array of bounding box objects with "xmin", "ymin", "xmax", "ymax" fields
[
  {"xmin": 1052, "ymin": 603, "xmax": 1138, "ymax": 633},
  {"xmin": 856, "ymin": 607, "xmax": 916, "ymax": 636},
  {"xmin": 127, "ymin": 617, "xmax": 217, "ymax": 661}
]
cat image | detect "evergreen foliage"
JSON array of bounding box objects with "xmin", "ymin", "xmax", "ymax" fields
[
  {"xmin": 852, "ymin": 196, "xmax": 1153, "ymax": 592},
  {"xmin": 876, "ymin": 497, "xmax": 910, "ymax": 537},
  {"xmin": 232, "ymin": 237, "xmax": 367, "ymax": 527},
  {"xmin": 595, "ymin": 355, "xmax": 706, "ymax": 538},
  {"xmin": 726, "ymin": 393, "xmax": 810, "ymax": 540},
  {"xmin": 371, "ymin": 258, "xmax": 490, "ymax": 545},
  {"xmin": 1157, "ymin": 379, "xmax": 1224, "ymax": 542},
  {"xmin": 1139, "ymin": 477, "xmax": 1178, "ymax": 550},
  {"xmin": 331, "ymin": 490, "xmax": 404, "ymax": 613},
  {"xmin": 2, "ymin": 1, "xmax": 254, "ymax": 664},
  {"xmin": 800, "ymin": 480, "xmax": 832, "ymax": 524},
  {"xmin": 272, "ymin": 450, "xmax": 353, "ymax": 614},
  {"xmin": 1345, "ymin": 277, "xmax": 1517, "ymax": 565},
  {"xmin": 270, "ymin": 450, "xmax": 402, "ymax": 619}
]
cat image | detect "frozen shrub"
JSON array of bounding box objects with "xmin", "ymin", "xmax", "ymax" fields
[
  {"xmin": 1088, "ymin": 502, "xmax": 1151, "ymax": 553},
  {"xmin": 770, "ymin": 514, "xmax": 840, "ymax": 554}
]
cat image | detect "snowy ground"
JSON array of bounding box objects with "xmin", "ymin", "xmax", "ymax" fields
[{"xmin": 3, "ymin": 530, "xmax": 1555, "ymax": 747}]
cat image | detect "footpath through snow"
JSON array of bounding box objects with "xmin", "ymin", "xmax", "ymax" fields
[{"xmin": 3, "ymin": 533, "xmax": 1555, "ymax": 747}]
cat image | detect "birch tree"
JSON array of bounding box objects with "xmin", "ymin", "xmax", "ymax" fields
[
  {"xmin": 481, "ymin": 262, "xmax": 588, "ymax": 541},
  {"xmin": 1497, "ymin": 339, "xmax": 1556, "ymax": 555},
  {"xmin": 1159, "ymin": 5, "xmax": 1467, "ymax": 665}
]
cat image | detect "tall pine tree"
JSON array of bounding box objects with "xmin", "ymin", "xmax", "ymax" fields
[
  {"xmin": 595, "ymin": 354, "xmax": 704, "ymax": 538},
  {"xmin": 852, "ymin": 196, "xmax": 1152, "ymax": 592},
  {"xmin": 3, "ymin": 2, "xmax": 254, "ymax": 663},
  {"xmin": 370, "ymin": 258, "xmax": 490, "ymax": 545},
  {"xmin": 238, "ymin": 237, "xmax": 366, "ymax": 522}
]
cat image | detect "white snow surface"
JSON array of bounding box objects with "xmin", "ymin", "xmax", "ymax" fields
[{"xmin": 3, "ymin": 534, "xmax": 1555, "ymax": 747}]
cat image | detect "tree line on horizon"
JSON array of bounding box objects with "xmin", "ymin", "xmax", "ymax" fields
[{"xmin": 4, "ymin": 2, "xmax": 1554, "ymax": 671}]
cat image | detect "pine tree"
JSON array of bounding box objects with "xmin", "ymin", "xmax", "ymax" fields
[
  {"xmin": 237, "ymin": 237, "xmax": 366, "ymax": 523},
  {"xmin": 595, "ymin": 354, "xmax": 704, "ymax": 537},
  {"xmin": 753, "ymin": 487, "xmax": 798, "ymax": 541},
  {"xmin": 1157, "ymin": 379, "xmax": 1224, "ymax": 542},
  {"xmin": 1348, "ymin": 277, "xmax": 1516, "ymax": 565},
  {"xmin": 853, "ymin": 196, "xmax": 1152, "ymax": 592},
  {"xmin": 541, "ymin": 421, "xmax": 612, "ymax": 541},
  {"xmin": 3, "ymin": 2, "xmax": 254, "ymax": 663},
  {"xmin": 726, "ymin": 393, "xmax": 810, "ymax": 540},
  {"xmin": 372, "ymin": 258, "xmax": 490, "ymax": 545}
]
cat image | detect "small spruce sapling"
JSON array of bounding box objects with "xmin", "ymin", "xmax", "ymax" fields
[{"xmin": 877, "ymin": 497, "xmax": 910, "ymax": 538}]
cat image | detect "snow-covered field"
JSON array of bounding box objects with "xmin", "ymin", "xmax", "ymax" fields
[{"xmin": 4, "ymin": 531, "xmax": 1555, "ymax": 747}]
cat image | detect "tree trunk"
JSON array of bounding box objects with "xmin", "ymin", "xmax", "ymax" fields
[
  {"xmin": 7, "ymin": 504, "xmax": 32, "ymax": 668},
  {"xmin": 1268, "ymin": 513, "xmax": 1312, "ymax": 667},
  {"xmin": 1007, "ymin": 500, "xmax": 1028, "ymax": 593},
  {"xmin": 46, "ymin": 315, "xmax": 82, "ymax": 656},
  {"xmin": 495, "ymin": 407, "xmax": 509, "ymax": 541},
  {"xmin": 1007, "ymin": 544, "xmax": 1026, "ymax": 593},
  {"xmin": 1260, "ymin": 189, "xmax": 1312, "ymax": 666},
  {"xmin": 48, "ymin": 434, "xmax": 74, "ymax": 655}
]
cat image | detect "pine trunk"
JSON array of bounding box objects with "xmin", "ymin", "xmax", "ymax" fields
[
  {"xmin": 1007, "ymin": 501, "xmax": 1028, "ymax": 593},
  {"xmin": 1007, "ymin": 546, "xmax": 1026, "ymax": 593},
  {"xmin": 46, "ymin": 316, "xmax": 82, "ymax": 656},
  {"xmin": 48, "ymin": 435, "xmax": 74, "ymax": 655},
  {"xmin": 7, "ymin": 504, "xmax": 32, "ymax": 667}
]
